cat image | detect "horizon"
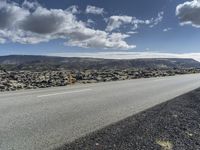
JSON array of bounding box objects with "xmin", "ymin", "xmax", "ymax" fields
[{"xmin": 1, "ymin": 52, "xmax": 200, "ymax": 62}]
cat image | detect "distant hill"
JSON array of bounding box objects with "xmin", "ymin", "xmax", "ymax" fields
[{"xmin": 0, "ymin": 55, "xmax": 200, "ymax": 71}]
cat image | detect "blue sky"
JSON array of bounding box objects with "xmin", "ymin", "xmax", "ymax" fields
[{"xmin": 0, "ymin": 0, "xmax": 200, "ymax": 59}]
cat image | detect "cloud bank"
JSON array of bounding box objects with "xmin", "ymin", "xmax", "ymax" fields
[
  {"xmin": 49, "ymin": 52, "xmax": 200, "ymax": 62},
  {"xmin": 176, "ymin": 0, "xmax": 200, "ymax": 27},
  {"xmin": 106, "ymin": 12, "xmax": 164, "ymax": 32}
]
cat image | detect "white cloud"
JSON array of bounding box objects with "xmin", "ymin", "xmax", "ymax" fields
[
  {"xmin": 163, "ymin": 27, "xmax": 172, "ymax": 32},
  {"xmin": 22, "ymin": 0, "xmax": 40, "ymax": 10},
  {"xmin": 0, "ymin": 1, "xmax": 134, "ymax": 49},
  {"xmin": 149, "ymin": 11, "xmax": 164, "ymax": 28},
  {"xmin": 48, "ymin": 51, "xmax": 200, "ymax": 62},
  {"xmin": 176, "ymin": 0, "xmax": 200, "ymax": 27},
  {"xmin": 106, "ymin": 15, "xmax": 133, "ymax": 32},
  {"xmin": 19, "ymin": 7, "xmax": 74, "ymax": 34},
  {"xmin": 86, "ymin": 19, "xmax": 95, "ymax": 27},
  {"xmin": 0, "ymin": 1, "xmax": 29, "ymax": 29},
  {"xmin": 66, "ymin": 5, "xmax": 79, "ymax": 14},
  {"xmin": 127, "ymin": 31, "xmax": 138, "ymax": 35},
  {"xmin": 65, "ymin": 29, "xmax": 136, "ymax": 49},
  {"xmin": 106, "ymin": 12, "xmax": 164, "ymax": 32},
  {"xmin": 86, "ymin": 5, "xmax": 104, "ymax": 15}
]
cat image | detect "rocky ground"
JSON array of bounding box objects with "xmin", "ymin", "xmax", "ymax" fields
[
  {"xmin": 0, "ymin": 68, "xmax": 200, "ymax": 92},
  {"xmin": 58, "ymin": 88, "xmax": 200, "ymax": 150}
]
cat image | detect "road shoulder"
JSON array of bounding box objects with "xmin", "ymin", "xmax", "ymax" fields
[{"xmin": 58, "ymin": 88, "xmax": 200, "ymax": 150}]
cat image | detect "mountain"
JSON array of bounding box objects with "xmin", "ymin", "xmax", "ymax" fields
[{"xmin": 0, "ymin": 55, "xmax": 200, "ymax": 71}]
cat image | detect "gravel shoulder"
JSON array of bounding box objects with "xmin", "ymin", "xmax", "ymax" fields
[{"xmin": 58, "ymin": 88, "xmax": 200, "ymax": 150}]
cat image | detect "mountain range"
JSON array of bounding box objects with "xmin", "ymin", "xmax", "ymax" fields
[{"xmin": 0, "ymin": 55, "xmax": 200, "ymax": 71}]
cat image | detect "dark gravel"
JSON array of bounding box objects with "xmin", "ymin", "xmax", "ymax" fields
[{"xmin": 57, "ymin": 88, "xmax": 200, "ymax": 150}]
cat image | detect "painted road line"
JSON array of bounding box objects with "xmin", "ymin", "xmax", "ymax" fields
[
  {"xmin": 37, "ymin": 88, "xmax": 92, "ymax": 98},
  {"xmin": 0, "ymin": 86, "xmax": 92, "ymax": 97}
]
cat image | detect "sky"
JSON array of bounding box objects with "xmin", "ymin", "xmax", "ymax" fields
[{"xmin": 0, "ymin": 0, "xmax": 200, "ymax": 60}]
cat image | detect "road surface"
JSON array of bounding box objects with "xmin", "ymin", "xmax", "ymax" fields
[{"xmin": 0, "ymin": 74, "xmax": 200, "ymax": 150}]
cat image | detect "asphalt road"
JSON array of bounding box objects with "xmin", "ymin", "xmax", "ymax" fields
[{"xmin": 0, "ymin": 74, "xmax": 200, "ymax": 150}]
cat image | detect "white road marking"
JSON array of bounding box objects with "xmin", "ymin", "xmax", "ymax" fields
[
  {"xmin": 37, "ymin": 88, "xmax": 92, "ymax": 98},
  {"xmin": 0, "ymin": 86, "xmax": 92, "ymax": 97},
  {"xmin": 0, "ymin": 91, "xmax": 42, "ymax": 97}
]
